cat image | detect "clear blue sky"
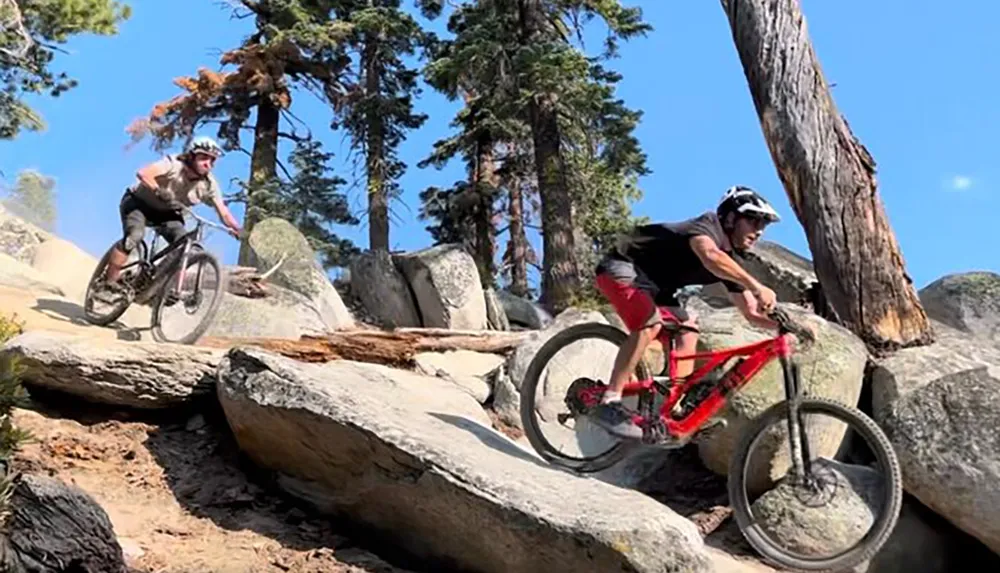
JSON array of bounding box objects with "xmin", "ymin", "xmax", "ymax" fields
[{"xmin": 2, "ymin": 0, "xmax": 997, "ymax": 292}]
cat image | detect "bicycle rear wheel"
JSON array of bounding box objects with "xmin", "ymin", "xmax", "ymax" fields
[
  {"xmin": 151, "ymin": 251, "xmax": 226, "ymax": 345},
  {"xmin": 82, "ymin": 241, "xmax": 145, "ymax": 326},
  {"xmin": 728, "ymin": 397, "xmax": 903, "ymax": 572},
  {"xmin": 519, "ymin": 322, "xmax": 656, "ymax": 473}
]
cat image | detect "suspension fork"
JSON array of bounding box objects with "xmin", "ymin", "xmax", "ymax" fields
[
  {"xmin": 174, "ymin": 240, "xmax": 192, "ymax": 294},
  {"xmin": 780, "ymin": 353, "xmax": 813, "ymax": 480}
]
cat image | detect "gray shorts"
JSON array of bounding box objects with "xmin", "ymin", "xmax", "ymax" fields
[
  {"xmin": 118, "ymin": 190, "xmax": 186, "ymax": 253},
  {"xmin": 595, "ymin": 256, "xmax": 691, "ymax": 326}
]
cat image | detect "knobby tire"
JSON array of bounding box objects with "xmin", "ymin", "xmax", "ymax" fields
[{"xmin": 151, "ymin": 251, "xmax": 226, "ymax": 345}]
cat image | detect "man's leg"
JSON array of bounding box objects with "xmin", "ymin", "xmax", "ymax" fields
[
  {"xmin": 665, "ymin": 304, "xmax": 699, "ymax": 379},
  {"xmin": 106, "ymin": 196, "xmax": 146, "ymax": 284},
  {"xmin": 590, "ymin": 264, "xmax": 666, "ymax": 439}
]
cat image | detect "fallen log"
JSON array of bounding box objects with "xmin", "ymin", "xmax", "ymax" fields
[{"xmin": 199, "ymin": 329, "xmax": 533, "ymax": 368}]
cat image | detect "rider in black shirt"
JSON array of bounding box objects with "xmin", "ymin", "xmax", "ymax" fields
[{"xmin": 592, "ymin": 186, "xmax": 784, "ymax": 439}]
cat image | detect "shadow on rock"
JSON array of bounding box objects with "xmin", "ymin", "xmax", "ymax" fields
[
  {"xmin": 32, "ymin": 297, "xmax": 145, "ymax": 340},
  {"xmin": 428, "ymin": 412, "xmax": 553, "ymax": 470}
]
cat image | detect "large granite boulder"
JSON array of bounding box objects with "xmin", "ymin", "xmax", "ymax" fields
[
  {"xmin": 870, "ymin": 332, "xmax": 1000, "ymax": 557},
  {"xmin": 393, "ymin": 244, "xmax": 487, "ymax": 330},
  {"xmin": 918, "ymin": 271, "xmax": 1000, "ymax": 344},
  {"xmin": 349, "ymin": 250, "xmax": 421, "ymax": 328},
  {"xmin": 496, "ymin": 290, "xmax": 553, "ymax": 330},
  {"xmin": 2, "ymin": 330, "xmax": 224, "ymax": 408},
  {"xmin": 244, "ymin": 217, "xmax": 353, "ymax": 331},
  {"xmin": 216, "ymin": 347, "xmax": 714, "ymax": 573},
  {"xmin": 204, "ymin": 282, "xmax": 332, "ymax": 340},
  {"xmin": 692, "ymin": 300, "xmax": 868, "ymax": 494}
]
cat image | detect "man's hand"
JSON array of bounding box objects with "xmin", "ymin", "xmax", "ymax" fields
[
  {"xmin": 752, "ymin": 284, "xmax": 777, "ymax": 312},
  {"xmin": 228, "ymin": 227, "xmax": 242, "ymax": 240}
]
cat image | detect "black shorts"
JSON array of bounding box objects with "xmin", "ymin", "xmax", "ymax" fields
[{"xmin": 119, "ymin": 190, "xmax": 186, "ymax": 252}]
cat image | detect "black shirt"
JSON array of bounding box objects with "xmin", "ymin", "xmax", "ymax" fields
[{"xmin": 609, "ymin": 211, "xmax": 746, "ymax": 298}]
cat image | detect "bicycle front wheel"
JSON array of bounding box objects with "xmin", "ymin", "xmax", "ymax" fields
[
  {"xmin": 151, "ymin": 251, "xmax": 226, "ymax": 345},
  {"xmin": 728, "ymin": 397, "xmax": 903, "ymax": 572}
]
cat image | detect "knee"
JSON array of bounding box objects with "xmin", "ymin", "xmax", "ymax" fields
[{"xmin": 119, "ymin": 232, "xmax": 142, "ymax": 254}]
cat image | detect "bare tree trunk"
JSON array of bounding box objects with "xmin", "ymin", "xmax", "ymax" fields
[
  {"xmin": 364, "ymin": 33, "xmax": 390, "ymax": 252},
  {"xmin": 720, "ymin": 0, "xmax": 933, "ymax": 352},
  {"xmin": 237, "ymin": 96, "xmax": 279, "ymax": 266}
]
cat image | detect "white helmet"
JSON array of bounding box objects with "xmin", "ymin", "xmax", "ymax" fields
[
  {"xmin": 183, "ymin": 135, "xmax": 223, "ymax": 159},
  {"xmin": 717, "ymin": 185, "xmax": 780, "ymax": 223}
]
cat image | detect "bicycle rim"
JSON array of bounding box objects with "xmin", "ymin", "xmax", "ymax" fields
[
  {"xmin": 727, "ymin": 397, "xmax": 903, "ymax": 572},
  {"xmin": 82, "ymin": 242, "xmax": 144, "ymax": 326},
  {"xmin": 518, "ymin": 322, "xmax": 655, "ymax": 473},
  {"xmin": 151, "ymin": 251, "xmax": 226, "ymax": 345}
]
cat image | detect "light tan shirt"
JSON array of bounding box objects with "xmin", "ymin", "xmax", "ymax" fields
[{"xmin": 131, "ymin": 154, "xmax": 219, "ymax": 211}]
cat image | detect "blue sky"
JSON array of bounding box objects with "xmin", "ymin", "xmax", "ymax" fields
[{"xmin": 2, "ymin": 0, "xmax": 997, "ymax": 292}]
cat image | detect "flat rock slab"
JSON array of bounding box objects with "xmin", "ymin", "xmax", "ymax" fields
[
  {"xmin": 3, "ymin": 330, "xmax": 224, "ymax": 408},
  {"xmin": 217, "ymin": 347, "xmax": 713, "ymax": 573}
]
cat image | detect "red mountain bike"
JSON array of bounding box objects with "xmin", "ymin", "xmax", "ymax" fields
[{"xmin": 519, "ymin": 306, "xmax": 902, "ymax": 572}]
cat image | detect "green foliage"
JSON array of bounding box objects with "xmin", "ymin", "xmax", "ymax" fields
[
  {"xmin": 1, "ymin": 0, "xmax": 131, "ymax": 139},
  {"xmin": 1, "ymin": 168, "xmax": 56, "ymax": 231},
  {"xmin": 234, "ymin": 138, "xmax": 360, "ymax": 269},
  {"xmin": 332, "ymin": 0, "xmax": 438, "ymax": 249},
  {"xmin": 0, "ymin": 312, "xmax": 31, "ymax": 528}
]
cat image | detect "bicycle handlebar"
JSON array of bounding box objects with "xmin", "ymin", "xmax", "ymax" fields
[
  {"xmin": 768, "ymin": 307, "xmax": 816, "ymax": 346},
  {"xmin": 182, "ymin": 207, "xmax": 235, "ymax": 234}
]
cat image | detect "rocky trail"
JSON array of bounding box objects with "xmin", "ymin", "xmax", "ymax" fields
[
  {"xmin": 1, "ymin": 207, "xmax": 999, "ymax": 572},
  {"xmin": 11, "ymin": 397, "xmax": 418, "ymax": 573}
]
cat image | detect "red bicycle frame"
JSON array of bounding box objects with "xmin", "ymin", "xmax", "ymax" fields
[{"xmin": 620, "ymin": 327, "xmax": 795, "ymax": 440}]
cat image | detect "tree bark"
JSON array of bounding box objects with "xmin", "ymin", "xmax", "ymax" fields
[
  {"xmin": 720, "ymin": 0, "xmax": 933, "ymax": 352},
  {"xmin": 200, "ymin": 329, "xmax": 531, "ymax": 369},
  {"xmin": 364, "ymin": 33, "xmax": 390, "ymax": 252},
  {"xmin": 518, "ymin": 0, "xmax": 579, "ymax": 313},
  {"xmin": 237, "ymin": 95, "xmax": 279, "ymax": 266},
  {"xmin": 472, "ymin": 132, "xmax": 497, "ymax": 287},
  {"xmin": 505, "ymin": 167, "xmax": 530, "ymax": 298}
]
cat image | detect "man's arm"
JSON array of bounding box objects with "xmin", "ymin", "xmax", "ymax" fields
[
  {"xmin": 689, "ymin": 235, "xmax": 765, "ymax": 293},
  {"xmin": 209, "ymin": 194, "xmax": 242, "ymax": 237},
  {"xmin": 136, "ymin": 158, "xmax": 173, "ymax": 193},
  {"xmin": 729, "ymin": 289, "xmax": 779, "ymax": 329}
]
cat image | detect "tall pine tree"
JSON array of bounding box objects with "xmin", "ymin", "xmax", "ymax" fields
[{"xmin": 333, "ymin": 0, "xmax": 440, "ymax": 252}]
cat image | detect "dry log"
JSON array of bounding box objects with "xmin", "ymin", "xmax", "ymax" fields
[{"xmin": 199, "ymin": 328, "xmax": 532, "ymax": 368}]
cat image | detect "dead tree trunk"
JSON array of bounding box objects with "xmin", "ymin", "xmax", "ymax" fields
[{"xmin": 720, "ymin": 0, "xmax": 933, "ymax": 352}]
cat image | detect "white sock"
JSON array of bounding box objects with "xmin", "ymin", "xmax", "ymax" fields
[{"xmin": 601, "ymin": 390, "xmax": 622, "ymax": 404}]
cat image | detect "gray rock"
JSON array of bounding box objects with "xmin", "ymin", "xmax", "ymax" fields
[
  {"xmin": 216, "ymin": 348, "xmax": 713, "ymax": 573},
  {"xmin": 496, "ymin": 289, "xmax": 553, "ymax": 330},
  {"xmin": 3, "ymin": 330, "xmax": 223, "ymax": 408},
  {"xmin": 693, "ymin": 302, "xmax": 868, "ymax": 494},
  {"xmin": 204, "ymin": 283, "xmax": 330, "ymax": 340},
  {"xmin": 749, "ymin": 459, "xmax": 880, "ymax": 565},
  {"xmin": 349, "ymin": 250, "xmax": 421, "ymax": 328},
  {"xmin": 3, "ymin": 473, "xmax": 126, "ymax": 573},
  {"xmin": 484, "ymin": 287, "xmax": 510, "ymax": 331},
  {"xmin": 393, "ymin": 244, "xmax": 487, "ymax": 330},
  {"xmin": 918, "ymin": 271, "xmax": 1000, "ymax": 344},
  {"xmin": 0, "ymin": 252, "xmax": 65, "ymax": 296},
  {"xmin": 413, "ymin": 350, "xmax": 503, "ymax": 404},
  {"xmin": 0, "ymin": 204, "xmax": 51, "ymax": 263},
  {"xmin": 244, "ymin": 217, "xmax": 353, "ymax": 331},
  {"xmin": 876, "ymin": 365, "xmax": 1000, "ymax": 555}
]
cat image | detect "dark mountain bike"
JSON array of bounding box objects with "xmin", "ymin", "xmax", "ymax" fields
[
  {"xmin": 82, "ymin": 208, "xmax": 230, "ymax": 345},
  {"xmin": 519, "ymin": 306, "xmax": 902, "ymax": 572}
]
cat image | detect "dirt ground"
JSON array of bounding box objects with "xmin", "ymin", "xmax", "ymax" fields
[{"xmin": 11, "ymin": 397, "xmax": 421, "ymax": 573}]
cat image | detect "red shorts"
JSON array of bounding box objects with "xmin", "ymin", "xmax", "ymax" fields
[{"xmin": 595, "ymin": 259, "xmax": 689, "ymax": 332}]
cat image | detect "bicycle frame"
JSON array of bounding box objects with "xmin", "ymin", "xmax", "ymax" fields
[{"xmin": 617, "ymin": 327, "xmax": 797, "ymax": 441}]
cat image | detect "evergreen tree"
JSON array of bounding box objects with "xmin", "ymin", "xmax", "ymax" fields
[
  {"xmin": 1, "ymin": 0, "xmax": 130, "ymax": 139},
  {"xmin": 332, "ymin": 0, "xmax": 439, "ymax": 252},
  {"xmin": 1, "ymin": 168, "xmax": 56, "ymax": 231}
]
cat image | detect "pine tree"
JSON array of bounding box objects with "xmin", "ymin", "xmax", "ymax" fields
[
  {"xmin": 512, "ymin": 0, "xmax": 649, "ymax": 312},
  {"xmin": 333, "ymin": 0, "xmax": 439, "ymax": 252},
  {"xmin": 127, "ymin": 0, "xmax": 358, "ymax": 268},
  {"xmin": 1, "ymin": 0, "xmax": 130, "ymax": 139}
]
